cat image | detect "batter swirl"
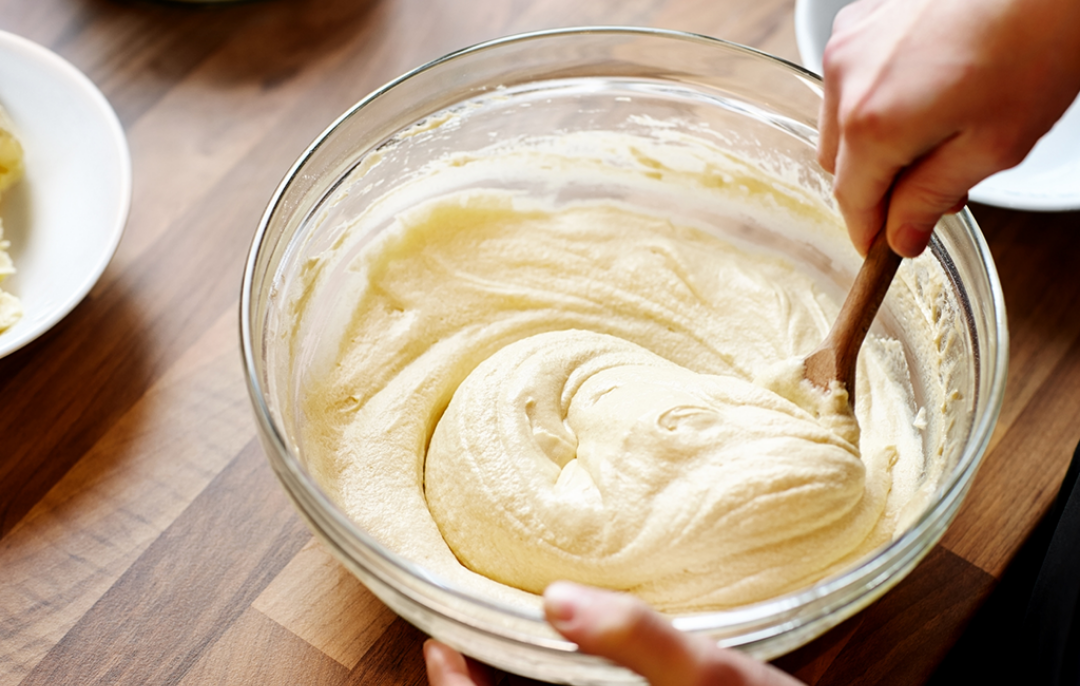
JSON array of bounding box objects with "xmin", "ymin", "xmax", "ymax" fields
[{"xmin": 301, "ymin": 187, "xmax": 920, "ymax": 611}]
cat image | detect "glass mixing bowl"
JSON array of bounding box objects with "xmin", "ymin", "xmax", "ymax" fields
[{"xmin": 241, "ymin": 27, "xmax": 1008, "ymax": 685}]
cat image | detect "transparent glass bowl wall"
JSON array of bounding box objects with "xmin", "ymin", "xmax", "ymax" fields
[{"xmin": 241, "ymin": 28, "xmax": 1008, "ymax": 685}]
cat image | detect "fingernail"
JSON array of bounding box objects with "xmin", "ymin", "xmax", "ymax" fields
[
  {"xmin": 422, "ymin": 639, "xmax": 445, "ymax": 667},
  {"xmin": 544, "ymin": 581, "xmax": 587, "ymax": 627},
  {"xmin": 894, "ymin": 223, "xmax": 933, "ymax": 257}
]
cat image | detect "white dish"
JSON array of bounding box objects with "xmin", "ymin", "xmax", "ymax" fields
[
  {"xmin": 0, "ymin": 30, "xmax": 131, "ymax": 358},
  {"xmin": 794, "ymin": 0, "xmax": 1080, "ymax": 211}
]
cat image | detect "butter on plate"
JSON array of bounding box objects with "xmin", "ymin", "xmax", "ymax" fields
[{"xmin": 0, "ymin": 103, "xmax": 25, "ymax": 332}]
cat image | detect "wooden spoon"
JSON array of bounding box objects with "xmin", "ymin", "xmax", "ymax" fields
[{"xmin": 804, "ymin": 229, "xmax": 902, "ymax": 407}]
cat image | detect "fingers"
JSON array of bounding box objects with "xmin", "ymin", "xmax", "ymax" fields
[
  {"xmin": 544, "ymin": 582, "xmax": 699, "ymax": 685},
  {"xmin": 423, "ymin": 639, "xmax": 496, "ymax": 686},
  {"xmin": 822, "ymin": 79, "xmax": 968, "ymax": 257},
  {"xmin": 816, "ymin": 0, "xmax": 891, "ymax": 175},
  {"xmin": 425, "ymin": 585, "xmax": 806, "ymax": 686},
  {"xmin": 883, "ymin": 133, "xmax": 994, "ymax": 256},
  {"xmin": 831, "ymin": 0, "xmax": 889, "ymax": 32},
  {"xmin": 817, "ymin": 0, "xmax": 920, "ymax": 254},
  {"xmin": 544, "ymin": 582, "xmax": 804, "ymax": 686},
  {"xmin": 831, "ymin": 136, "xmax": 901, "ymax": 256}
]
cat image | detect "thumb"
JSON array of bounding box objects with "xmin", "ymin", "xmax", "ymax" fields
[
  {"xmin": 543, "ymin": 582, "xmax": 802, "ymax": 686},
  {"xmin": 885, "ymin": 137, "xmax": 987, "ymax": 257},
  {"xmin": 422, "ymin": 639, "xmax": 496, "ymax": 686},
  {"xmin": 544, "ymin": 582, "xmax": 700, "ymax": 684}
]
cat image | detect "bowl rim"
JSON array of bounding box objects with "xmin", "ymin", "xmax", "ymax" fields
[{"xmin": 240, "ymin": 24, "xmax": 1009, "ymax": 651}]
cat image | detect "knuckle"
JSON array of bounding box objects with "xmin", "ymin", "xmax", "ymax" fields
[
  {"xmin": 816, "ymin": 146, "xmax": 835, "ymax": 173},
  {"xmin": 696, "ymin": 662, "xmax": 744, "ymax": 686},
  {"xmin": 984, "ymin": 133, "xmax": 1032, "ymax": 170},
  {"xmin": 898, "ymin": 178, "xmax": 963, "ymax": 216},
  {"xmin": 691, "ymin": 648, "xmax": 757, "ymax": 686},
  {"xmin": 831, "ymin": 1, "xmax": 863, "ymax": 31},
  {"xmin": 831, "ymin": 181, "xmax": 875, "ymax": 216},
  {"xmin": 820, "ymin": 40, "xmax": 843, "ymax": 74},
  {"xmin": 820, "ymin": 42, "xmax": 856, "ymax": 87},
  {"xmin": 589, "ymin": 592, "xmax": 654, "ymax": 649},
  {"xmin": 617, "ymin": 601, "xmax": 656, "ymax": 644},
  {"xmin": 965, "ymin": 123, "xmax": 1040, "ymax": 173},
  {"xmin": 838, "ymin": 98, "xmax": 891, "ymax": 142}
]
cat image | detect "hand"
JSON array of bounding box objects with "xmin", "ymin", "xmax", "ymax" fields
[
  {"xmin": 424, "ymin": 581, "xmax": 805, "ymax": 686},
  {"xmin": 817, "ymin": 0, "xmax": 1080, "ymax": 257},
  {"xmin": 423, "ymin": 639, "xmax": 496, "ymax": 686}
]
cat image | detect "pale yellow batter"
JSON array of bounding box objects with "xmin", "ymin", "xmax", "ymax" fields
[
  {"xmin": 295, "ymin": 132, "xmax": 942, "ymax": 613},
  {"xmin": 0, "ymin": 104, "xmax": 24, "ymax": 332}
]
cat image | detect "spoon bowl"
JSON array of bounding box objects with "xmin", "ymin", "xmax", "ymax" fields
[{"xmin": 804, "ymin": 229, "xmax": 901, "ymax": 404}]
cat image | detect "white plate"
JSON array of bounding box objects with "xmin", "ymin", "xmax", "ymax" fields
[
  {"xmin": 794, "ymin": 0, "xmax": 1080, "ymax": 211},
  {"xmin": 0, "ymin": 30, "xmax": 131, "ymax": 358}
]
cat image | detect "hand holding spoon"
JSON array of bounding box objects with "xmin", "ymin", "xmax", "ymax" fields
[{"xmin": 804, "ymin": 229, "xmax": 902, "ymax": 407}]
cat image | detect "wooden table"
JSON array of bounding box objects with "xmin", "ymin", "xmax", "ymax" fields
[{"xmin": 2, "ymin": 1, "xmax": 1078, "ymax": 684}]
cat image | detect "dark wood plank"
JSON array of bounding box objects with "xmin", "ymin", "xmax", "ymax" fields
[
  {"xmin": 53, "ymin": 0, "xmax": 257, "ymax": 129},
  {"xmin": 346, "ymin": 617, "xmax": 429, "ymax": 686},
  {"xmin": 775, "ymin": 545, "xmax": 995, "ymax": 686},
  {"xmin": 18, "ymin": 440, "xmax": 310, "ymax": 685}
]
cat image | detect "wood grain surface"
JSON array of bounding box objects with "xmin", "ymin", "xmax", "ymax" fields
[{"xmin": 1, "ymin": 1, "xmax": 1078, "ymax": 685}]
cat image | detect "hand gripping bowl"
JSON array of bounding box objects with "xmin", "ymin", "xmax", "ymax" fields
[{"xmin": 241, "ymin": 27, "xmax": 1007, "ymax": 685}]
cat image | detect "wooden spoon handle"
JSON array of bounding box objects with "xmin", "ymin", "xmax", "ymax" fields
[{"xmin": 805, "ymin": 229, "xmax": 902, "ymax": 397}]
